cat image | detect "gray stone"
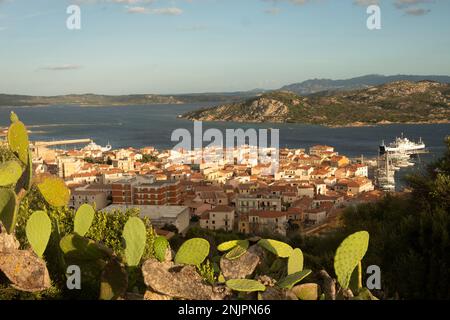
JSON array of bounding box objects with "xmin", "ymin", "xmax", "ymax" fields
[
  {"xmin": 220, "ymin": 245, "xmax": 263, "ymax": 280},
  {"xmin": 142, "ymin": 258, "xmax": 231, "ymax": 300}
]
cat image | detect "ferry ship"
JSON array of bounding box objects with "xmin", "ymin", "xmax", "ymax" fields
[
  {"xmin": 83, "ymin": 141, "xmax": 112, "ymax": 152},
  {"xmin": 380, "ymin": 134, "xmax": 425, "ymax": 155}
]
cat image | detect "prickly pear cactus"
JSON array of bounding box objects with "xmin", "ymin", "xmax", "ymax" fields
[
  {"xmin": 226, "ymin": 279, "xmax": 266, "ymax": 292},
  {"xmin": 277, "ymin": 269, "xmax": 312, "ymax": 289},
  {"xmin": 60, "ymin": 233, "xmax": 112, "ymax": 261},
  {"xmin": 0, "ymin": 188, "xmax": 17, "ymax": 234},
  {"xmin": 287, "ymin": 248, "xmax": 304, "ymax": 275},
  {"xmin": 0, "ymin": 160, "xmax": 23, "ymax": 186},
  {"xmin": 7, "ymin": 112, "xmax": 29, "ymax": 164},
  {"xmin": 74, "ymin": 204, "xmax": 95, "ymax": 237},
  {"xmin": 217, "ymin": 240, "xmax": 240, "ymax": 252},
  {"xmin": 334, "ymin": 231, "xmax": 369, "ymax": 289},
  {"xmin": 25, "ymin": 210, "xmax": 52, "ymax": 258},
  {"xmin": 123, "ymin": 217, "xmax": 147, "ymax": 267},
  {"xmin": 174, "ymin": 238, "xmax": 210, "ymax": 266},
  {"xmin": 258, "ymin": 239, "xmax": 293, "ymax": 258},
  {"xmin": 291, "ymin": 283, "xmax": 321, "ymax": 300},
  {"xmin": 225, "ymin": 240, "xmax": 249, "ymax": 260},
  {"xmin": 37, "ymin": 176, "xmax": 70, "ymax": 207},
  {"xmin": 154, "ymin": 236, "xmax": 170, "ymax": 262}
]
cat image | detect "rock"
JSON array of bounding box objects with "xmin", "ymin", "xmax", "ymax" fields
[
  {"xmin": 256, "ymin": 275, "xmax": 277, "ymax": 287},
  {"xmin": 220, "ymin": 245, "xmax": 262, "ymax": 280},
  {"xmin": 144, "ymin": 289, "xmax": 172, "ymax": 300},
  {"xmin": 142, "ymin": 258, "xmax": 230, "ymax": 300},
  {"xmin": 0, "ymin": 250, "xmax": 51, "ymax": 292},
  {"xmin": 0, "ymin": 230, "xmax": 20, "ymax": 253},
  {"xmin": 260, "ymin": 286, "xmax": 298, "ymax": 300}
]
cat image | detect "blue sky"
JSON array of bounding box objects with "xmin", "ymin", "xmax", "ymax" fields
[{"xmin": 0, "ymin": 0, "xmax": 449, "ymax": 95}]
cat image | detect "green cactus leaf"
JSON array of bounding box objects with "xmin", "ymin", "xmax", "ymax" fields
[
  {"xmin": 226, "ymin": 279, "xmax": 266, "ymax": 292},
  {"xmin": 217, "ymin": 273, "xmax": 226, "ymax": 284},
  {"xmin": 123, "ymin": 217, "xmax": 147, "ymax": 267},
  {"xmin": 100, "ymin": 259, "xmax": 128, "ymax": 300},
  {"xmin": 217, "ymin": 240, "xmax": 240, "ymax": 252},
  {"xmin": 257, "ymin": 239, "xmax": 293, "ymax": 258},
  {"xmin": 277, "ymin": 269, "xmax": 312, "ymax": 289},
  {"xmin": 25, "ymin": 211, "xmax": 52, "ymax": 258},
  {"xmin": 74, "ymin": 204, "xmax": 95, "ymax": 237},
  {"xmin": 349, "ymin": 261, "xmax": 363, "ymax": 295},
  {"xmin": 60, "ymin": 233, "xmax": 112, "ymax": 261},
  {"xmin": 334, "ymin": 231, "xmax": 369, "ymax": 289},
  {"xmin": 291, "ymin": 283, "xmax": 321, "ymax": 300},
  {"xmin": 174, "ymin": 238, "xmax": 210, "ymax": 266},
  {"xmin": 15, "ymin": 150, "xmax": 33, "ymax": 193},
  {"xmin": 0, "ymin": 160, "xmax": 23, "ymax": 186},
  {"xmin": 287, "ymin": 248, "xmax": 304, "ymax": 275},
  {"xmin": 37, "ymin": 176, "xmax": 70, "ymax": 207},
  {"xmin": 0, "ymin": 189, "xmax": 17, "ymax": 234},
  {"xmin": 225, "ymin": 240, "xmax": 249, "ymax": 260},
  {"xmin": 154, "ymin": 236, "xmax": 170, "ymax": 262},
  {"xmin": 10, "ymin": 111, "xmax": 19, "ymax": 123},
  {"xmin": 7, "ymin": 117, "xmax": 29, "ymax": 164},
  {"xmin": 269, "ymin": 258, "xmax": 285, "ymax": 272}
]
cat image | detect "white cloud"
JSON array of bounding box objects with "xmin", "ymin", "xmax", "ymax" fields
[
  {"xmin": 39, "ymin": 64, "xmax": 83, "ymax": 71},
  {"xmin": 127, "ymin": 6, "xmax": 183, "ymax": 15}
]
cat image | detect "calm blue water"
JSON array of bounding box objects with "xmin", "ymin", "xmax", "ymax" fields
[{"xmin": 1, "ymin": 104, "xmax": 449, "ymax": 164}]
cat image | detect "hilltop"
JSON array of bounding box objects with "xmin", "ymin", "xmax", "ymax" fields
[
  {"xmin": 183, "ymin": 81, "xmax": 450, "ymax": 127},
  {"xmin": 280, "ymin": 74, "xmax": 450, "ymax": 95}
]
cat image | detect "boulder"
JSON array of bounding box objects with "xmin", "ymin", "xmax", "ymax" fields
[
  {"xmin": 142, "ymin": 258, "xmax": 231, "ymax": 300},
  {"xmin": 220, "ymin": 245, "xmax": 264, "ymax": 280}
]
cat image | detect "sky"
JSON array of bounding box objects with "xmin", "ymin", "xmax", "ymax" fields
[{"xmin": 0, "ymin": 0, "xmax": 449, "ymax": 95}]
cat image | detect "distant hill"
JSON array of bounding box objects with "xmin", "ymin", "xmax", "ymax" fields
[
  {"xmin": 280, "ymin": 74, "xmax": 450, "ymax": 95},
  {"xmin": 0, "ymin": 90, "xmax": 266, "ymax": 107},
  {"xmin": 183, "ymin": 80, "xmax": 450, "ymax": 127}
]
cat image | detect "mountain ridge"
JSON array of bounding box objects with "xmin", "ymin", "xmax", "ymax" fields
[{"xmin": 183, "ymin": 80, "xmax": 450, "ymax": 127}]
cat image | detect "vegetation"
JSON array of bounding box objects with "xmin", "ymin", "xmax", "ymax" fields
[{"xmin": 184, "ymin": 81, "xmax": 450, "ymax": 126}]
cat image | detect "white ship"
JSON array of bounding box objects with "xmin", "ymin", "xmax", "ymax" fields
[
  {"xmin": 83, "ymin": 141, "xmax": 112, "ymax": 152},
  {"xmin": 380, "ymin": 134, "xmax": 425, "ymax": 155}
]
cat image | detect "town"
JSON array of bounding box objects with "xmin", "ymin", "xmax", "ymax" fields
[{"xmin": 28, "ymin": 139, "xmax": 384, "ymax": 239}]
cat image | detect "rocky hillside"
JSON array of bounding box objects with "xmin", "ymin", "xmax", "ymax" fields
[
  {"xmin": 183, "ymin": 81, "xmax": 450, "ymax": 126},
  {"xmin": 280, "ymin": 74, "xmax": 450, "ymax": 95}
]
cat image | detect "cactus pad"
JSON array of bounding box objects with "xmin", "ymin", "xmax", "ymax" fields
[
  {"xmin": 0, "ymin": 160, "xmax": 23, "ymax": 186},
  {"xmin": 25, "ymin": 211, "xmax": 52, "ymax": 258},
  {"xmin": 74, "ymin": 204, "xmax": 95, "ymax": 237},
  {"xmin": 291, "ymin": 283, "xmax": 321, "ymax": 300},
  {"xmin": 0, "ymin": 188, "xmax": 17, "ymax": 234},
  {"xmin": 7, "ymin": 115, "xmax": 29, "ymax": 164},
  {"xmin": 288, "ymin": 248, "xmax": 304, "ymax": 275},
  {"xmin": 154, "ymin": 236, "xmax": 170, "ymax": 262},
  {"xmin": 277, "ymin": 269, "xmax": 312, "ymax": 289},
  {"xmin": 217, "ymin": 240, "xmax": 240, "ymax": 252},
  {"xmin": 224, "ymin": 240, "xmax": 249, "ymax": 260},
  {"xmin": 60, "ymin": 233, "xmax": 112, "ymax": 261},
  {"xmin": 174, "ymin": 238, "xmax": 210, "ymax": 266},
  {"xmin": 226, "ymin": 279, "xmax": 266, "ymax": 292},
  {"xmin": 257, "ymin": 239, "xmax": 293, "ymax": 258},
  {"xmin": 37, "ymin": 176, "xmax": 70, "ymax": 207},
  {"xmin": 334, "ymin": 231, "xmax": 369, "ymax": 289},
  {"xmin": 123, "ymin": 217, "xmax": 147, "ymax": 267}
]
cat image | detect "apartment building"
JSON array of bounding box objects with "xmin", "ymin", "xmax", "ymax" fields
[
  {"xmin": 247, "ymin": 210, "xmax": 288, "ymax": 236},
  {"xmin": 199, "ymin": 205, "xmax": 235, "ymax": 231},
  {"xmin": 236, "ymin": 194, "xmax": 282, "ymax": 213},
  {"xmin": 112, "ymin": 175, "xmax": 182, "ymax": 205}
]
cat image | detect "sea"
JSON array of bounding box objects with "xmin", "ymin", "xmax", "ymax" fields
[{"xmin": 1, "ymin": 103, "xmax": 449, "ymax": 187}]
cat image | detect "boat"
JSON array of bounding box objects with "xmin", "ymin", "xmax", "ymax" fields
[
  {"xmin": 83, "ymin": 141, "xmax": 112, "ymax": 152},
  {"xmin": 380, "ymin": 134, "xmax": 425, "ymax": 155}
]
